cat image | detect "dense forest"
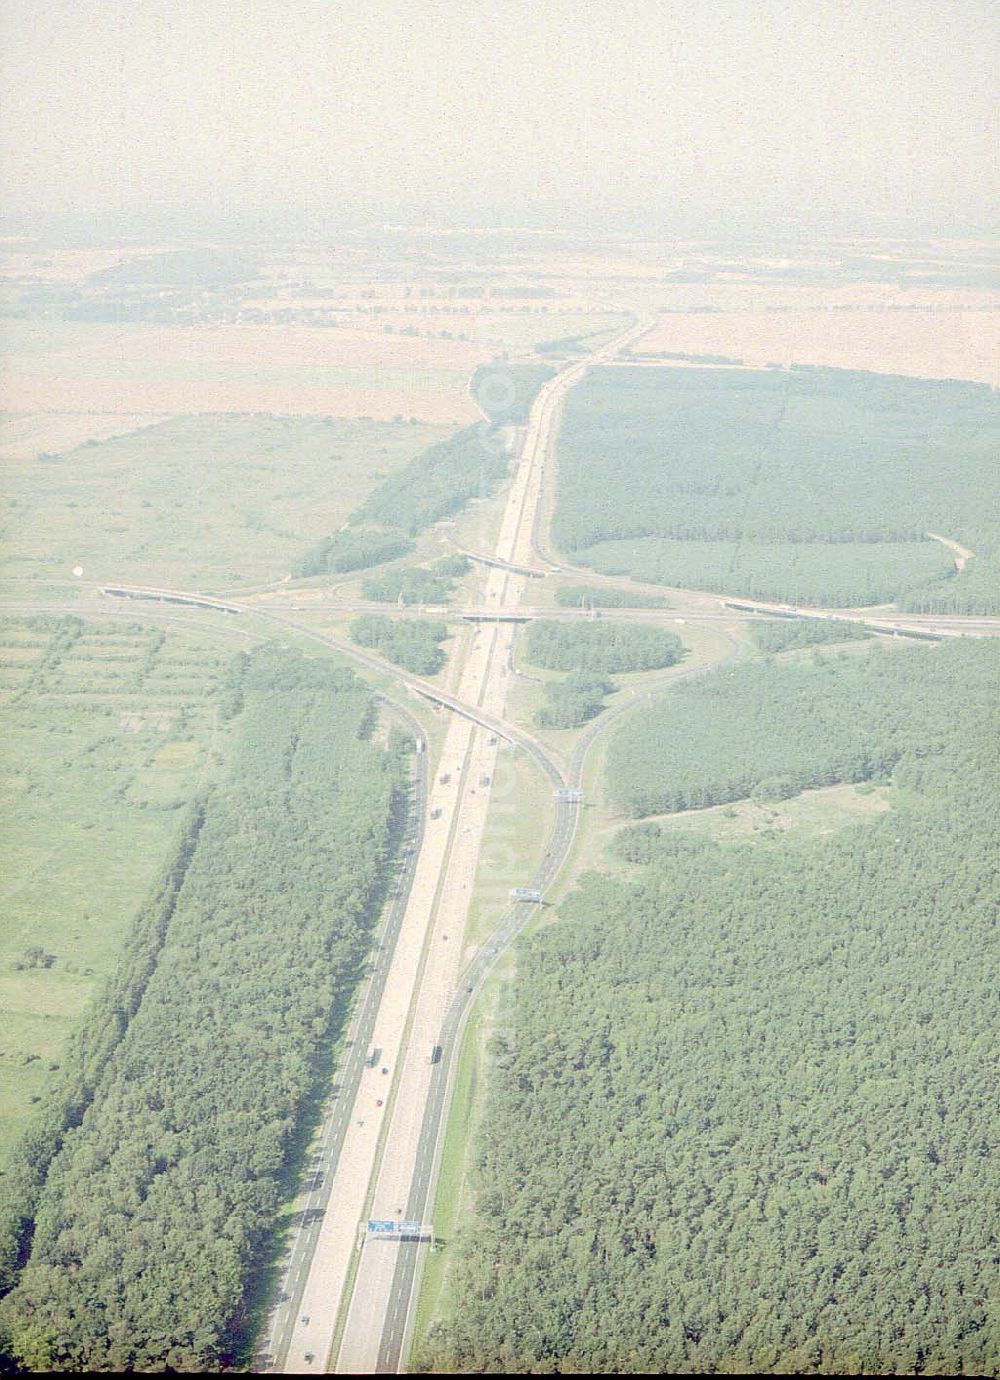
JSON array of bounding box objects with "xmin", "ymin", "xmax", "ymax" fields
[
  {"xmin": 353, "ymin": 425, "xmax": 511, "ymax": 537},
  {"xmin": 746, "ymin": 615, "xmax": 871, "ymax": 653},
  {"xmin": 362, "ymin": 555, "xmax": 470, "ymax": 605},
  {"xmin": 553, "ymin": 366, "xmax": 999, "ymax": 607},
  {"xmin": 0, "ymin": 650, "xmax": 408, "ymax": 1371},
  {"xmin": 902, "ymin": 550, "xmax": 1000, "ymax": 617},
  {"xmin": 605, "ymin": 640, "xmax": 994, "ymax": 816},
  {"xmin": 351, "ymin": 614, "xmax": 451, "ymax": 674},
  {"xmin": 524, "ymin": 621, "xmax": 683, "ymax": 674},
  {"xmin": 421, "ymin": 641, "xmax": 999, "ymax": 1375},
  {"xmin": 293, "ymin": 528, "xmax": 413, "ymax": 578},
  {"xmin": 577, "ymin": 536, "xmax": 953, "ymax": 607},
  {"xmin": 554, "ymin": 585, "xmax": 670, "ymax": 610}
]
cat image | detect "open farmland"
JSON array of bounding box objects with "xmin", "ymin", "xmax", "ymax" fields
[
  {"xmin": 553, "ymin": 364, "xmax": 1000, "ymax": 608},
  {"xmin": 632, "ymin": 292, "xmax": 999, "ymax": 387},
  {"xmin": 0, "ymin": 615, "xmax": 231, "ymax": 1162},
  {"xmin": 1, "ymin": 413, "xmax": 447, "ymax": 590},
  {"xmin": 0, "ymin": 320, "xmax": 484, "ymax": 424},
  {"xmin": 305, "ymin": 307, "xmax": 631, "ymax": 356}
]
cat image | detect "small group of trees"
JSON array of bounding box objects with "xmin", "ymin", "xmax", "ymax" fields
[
  {"xmin": 350, "ymin": 614, "xmax": 450, "ymax": 675},
  {"xmin": 524, "ymin": 619, "xmax": 683, "ymax": 674},
  {"xmin": 293, "ymin": 528, "xmax": 413, "ymax": 578},
  {"xmin": 361, "ymin": 555, "xmax": 469, "ymax": 605},
  {"xmin": 534, "ymin": 670, "xmax": 615, "ymax": 728},
  {"xmin": 747, "ymin": 616, "xmax": 870, "ymax": 653},
  {"xmin": 554, "ymin": 584, "xmax": 669, "ymax": 610}
]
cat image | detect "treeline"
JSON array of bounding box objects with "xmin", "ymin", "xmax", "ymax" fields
[
  {"xmin": 362, "ymin": 555, "xmax": 469, "ymax": 605},
  {"xmin": 351, "ymin": 615, "xmax": 450, "ymax": 675},
  {"xmin": 297, "ymin": 415, "xmax": 516, "ymax": 582},
  {"xmin": 470, "ymin": 362, "xmax": 556, "ymax": 424},
  {"xmin": 747, "ymin": 615, "xmax": 871, "ymax": 653},
  {"xmin": 535, "ymin": 670, "xmax": 615, "ymax": 729},
  {"xmin": 353, "ymin": 425, "xmax": 511, "ymax": 537},
  {"xmin": 524, "ymin": 620, "xmax": 683, "ymax": 674},
  {"xmin": 553, "ymin": 365, "xmax": 998, "ymax": 607},
  {"xmin": 421, "ymin": 645, "xmax": 999, "ymax": 1375},
  {"xmin": 0, "ymin": 802, "xmax": 207, "ymax": 1297},
  {"xmin": 293, "ymin": 528, "xmax": 413, "ymax": 578},
  {"xmin": 554, "ymin": 585, "xmax": 670, "ymax": 609},
  {"xmin": 606, "ymin": 640, "xmax": 997, "ymax": 816},
  {"xmin": 0, "ymin": 650, "xmax": 407, "ymax": 1371}
]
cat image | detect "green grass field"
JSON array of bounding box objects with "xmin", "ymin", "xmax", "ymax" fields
[
  {"xmin": 2, "ymin": 414, "xmax": 447, "ymax": 592},
  {"xmin": 462, "ymin": 744, "xmax": 554, "ymax": 951},
  {"xmin": 604, "ymin": 781, "xmax": 893, "ymax": 854},
  {"xmin": 0, "ymin": 615, "xmax": 230, "ymax": 1162}
]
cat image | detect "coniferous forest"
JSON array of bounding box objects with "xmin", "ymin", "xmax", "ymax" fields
[
  {"xmin": 0, "ymin": 649, "xmax": 408, "ymax": 1372},
  {"xmin": 421, "ymin": 640, "xmax": 999, "ymax": 1376},
  {"xmin": 553, "ymin": 366, "xmax": 1000, "ymax": 609},
  {"xmin": 605, "ymin": 641, "xmax": 994, "ymax": 815}
]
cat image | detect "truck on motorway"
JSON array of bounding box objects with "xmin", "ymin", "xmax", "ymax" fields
[
  {"xmin": 428, "ymin": 1045, "xmax": 442, "ymax": 1065},
  {"xmin": 365, "ymin": 1047, "xmax": 382, "ymax": 1068},
  {"xmin": 510, "ymin": 887, "xmax": 543, "ymax": 903}
]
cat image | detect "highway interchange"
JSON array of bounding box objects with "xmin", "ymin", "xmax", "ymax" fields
[{"xmin": 4, "ymin": 320, "xmax": 996, "ymax": 1374}]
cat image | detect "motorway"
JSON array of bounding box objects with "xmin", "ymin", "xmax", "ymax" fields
[
  {"xmin": 3, "ymin": 319, "xmax": 996, "ymax": 1373},
  {"xmin": 253, "ymin": 697, "xmax": 429, "ymax": 1371},
  {"xmin": 334, "ymin": 318, "xmax": 656, "ymax": 1372}
]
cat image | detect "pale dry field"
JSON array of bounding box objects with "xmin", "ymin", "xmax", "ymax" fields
[
  {"xmin": 0, "ymin": 412, "xmax": 162, "ymax": 461},
  {"xmin": 634, "ymin": 285, "xmax": 999, "ymax": 385},
  {"xmin": 0, "ymin": 243, "xmax": 178, "ymax": 282},
  {"xmin": 0, "ymin": 321, "xmax": 485, "ymax": 423}
]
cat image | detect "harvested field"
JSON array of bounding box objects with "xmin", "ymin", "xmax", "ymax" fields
[
  {"xmin": 0, "ymin": 412, "xmax": 161, "ymax": 461},
  {"xmin": 0, "ymin": 320, "xmax": 484, "ymax": 422},
  {"xmin": 633, "ymin": 294, "xmax": 998, "ymax": 385}
]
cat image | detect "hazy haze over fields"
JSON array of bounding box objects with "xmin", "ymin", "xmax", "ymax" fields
[{"xmin": 1, "ymin": 0, "xmax": 996, "ymax": 239}]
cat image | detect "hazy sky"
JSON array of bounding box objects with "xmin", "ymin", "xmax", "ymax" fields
[{"xmin": 1, "ymin": 0, "xmax": 996, "ymax": 238}]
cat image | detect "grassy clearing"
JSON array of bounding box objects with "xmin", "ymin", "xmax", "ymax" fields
[
  {"xmin": 0, "ymin": 617, "xmax": 228, "ymax": 1162},
  {"xmin": 409, "ymin": 949, "xmax": 514, "ymax": 1367},
  {"xmin": 2, "ymin": 414, "xmax": 446, "ymax": 591},
  {"xmin": 601, "ymin": 781, "xmax": 894, "ymax": 861},
  {"xmin": 462, "ymin": 745, "xmax": 555, "ymax": 953}
]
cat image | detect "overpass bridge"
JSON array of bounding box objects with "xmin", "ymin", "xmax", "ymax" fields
[{"xmin": 450, "ymin": 543, "xmax": 553, "ymax": 579}]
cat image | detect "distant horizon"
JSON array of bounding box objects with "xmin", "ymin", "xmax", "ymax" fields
[
  {"xmin": 1, "ymin": 206, "xmax": 997, "ymax": 252},
  {"xmin": 2, "ymin": 1, "xmax": 996, "ymax": 252}
]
